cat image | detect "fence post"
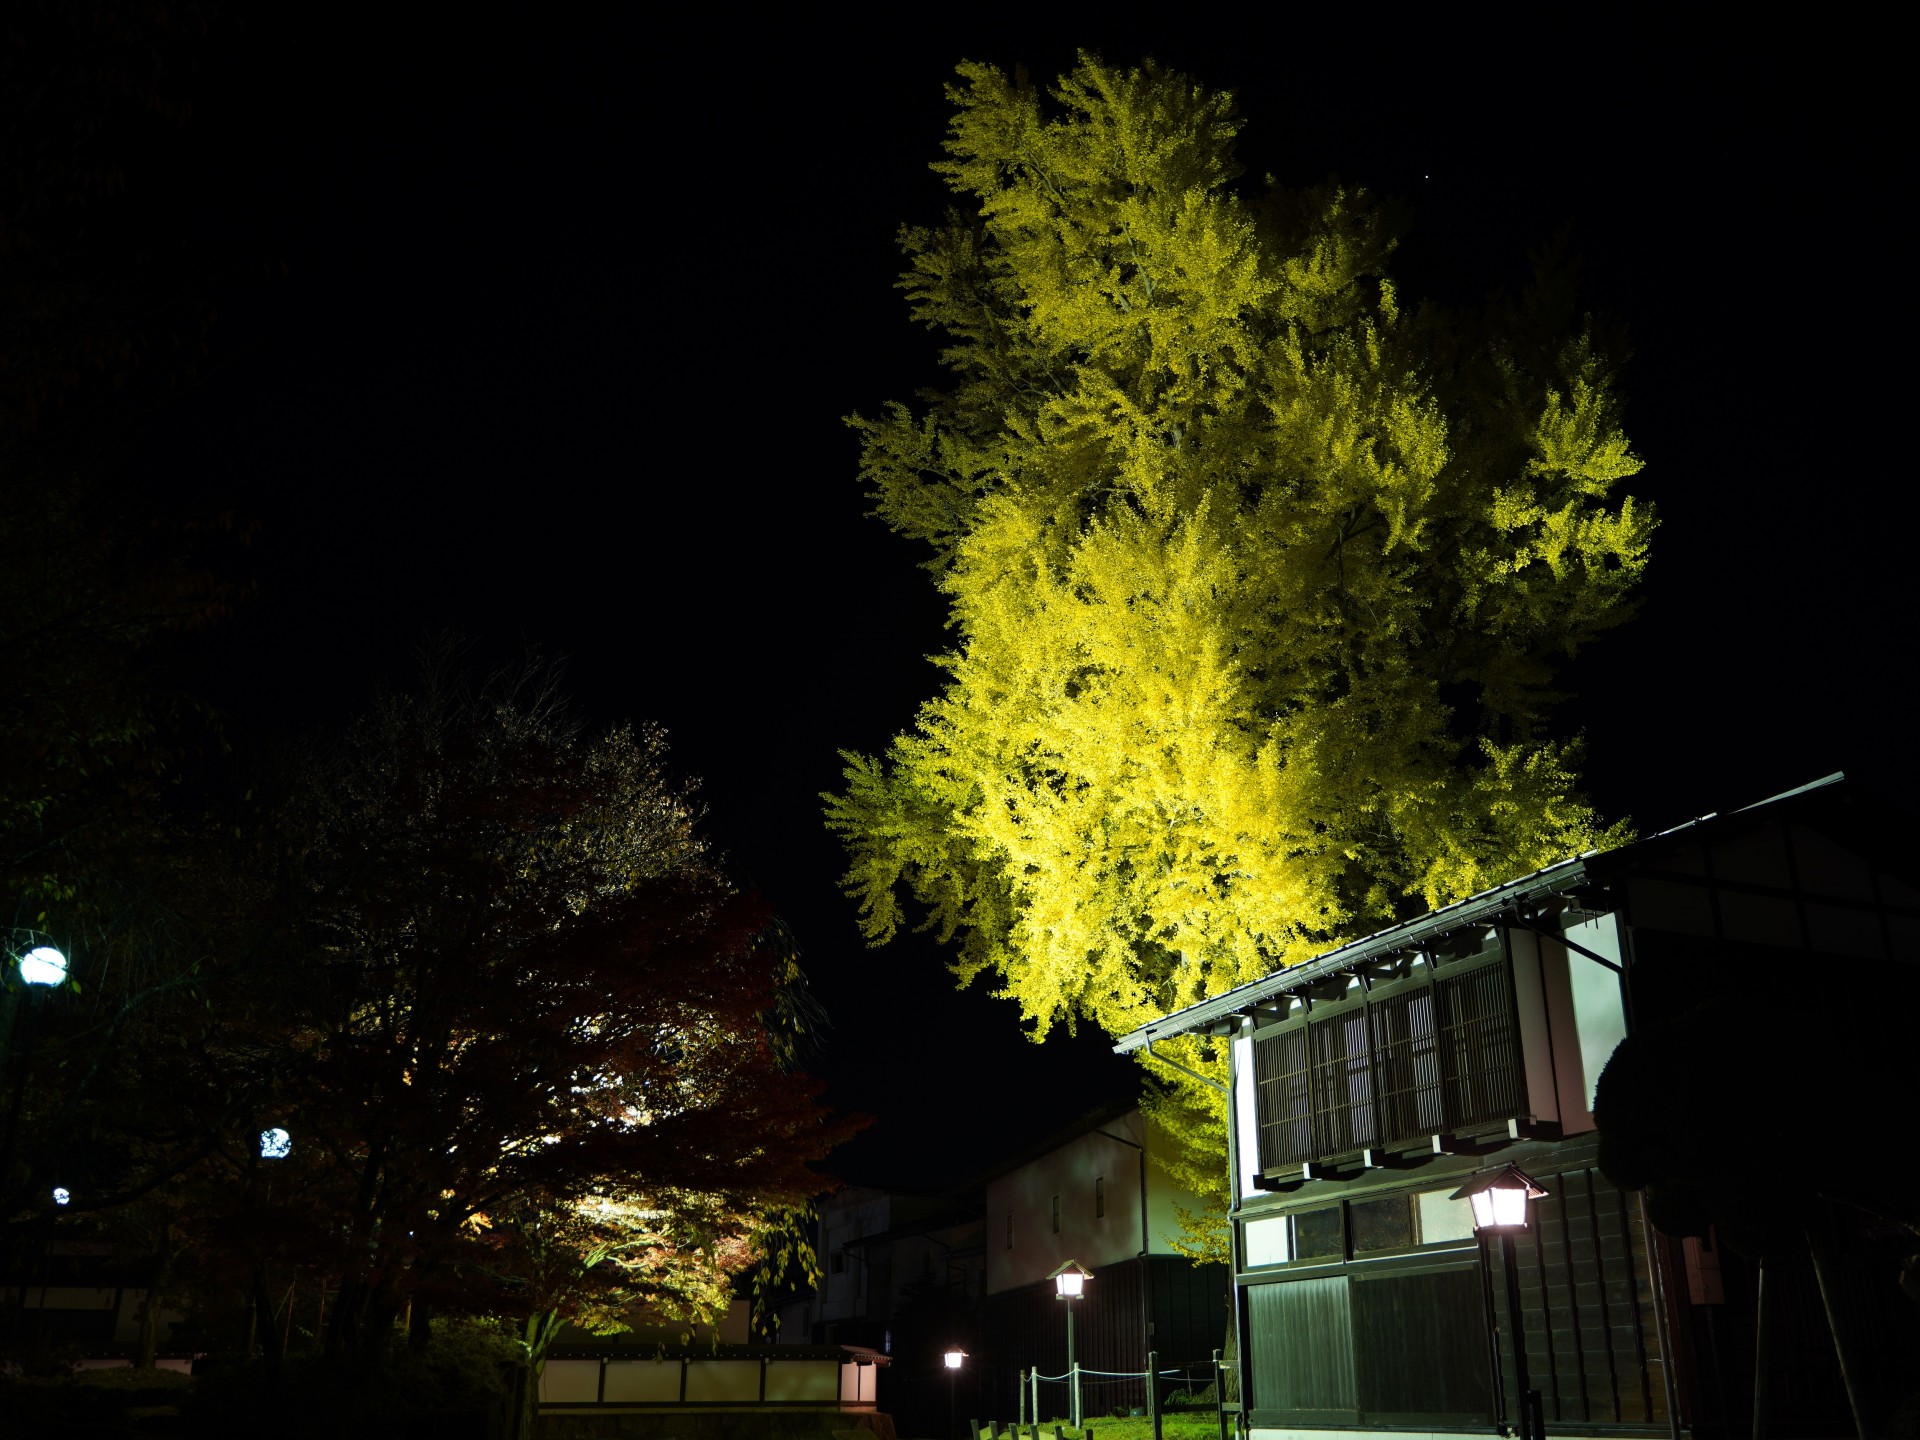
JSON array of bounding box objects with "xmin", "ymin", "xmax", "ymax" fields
[
  {"xmin": 1030, "ymin": 1367, "xmax": 1040, "ymax": 1440},
  {"xmin": 1214, "ymin": 1348, "xmax": 1229, "ymax": 1440},
  {"xmin": 1147, "ymin": 1349, "xmax": 1161, "ymax": 1440},
  {"xmin": 1071, "ymin": 1360, "xmax": 1082, "ymax": 1430},
  {"xmin": 1018, "ymin": 1370, "xmax": 1026, "ymax": 1432}
]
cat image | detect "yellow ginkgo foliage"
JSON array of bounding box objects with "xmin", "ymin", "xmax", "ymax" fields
[{"xmin": 826, "ymin": 54, "xmax": 1650, "ymax": 1253}]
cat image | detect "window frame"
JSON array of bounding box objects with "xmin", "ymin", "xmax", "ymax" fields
[
  {"xmin": 1250, "ymin": 941, "xmax": 1527, "ymax": 1176},
  {"xmin": 1239, "ymin": 1184, "xmax": 1482, "ymax": 1276}
]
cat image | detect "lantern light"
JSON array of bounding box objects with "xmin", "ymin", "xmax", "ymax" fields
[
  {"xmin": 52, "ymin": 1186, "xmax": 71, "ymax": 1206},
  {"xmin": 943, "ymin": 1349, "xmax": 966, "ymax": 1370},
  {"xmin": 1449, "ymin": 1164, "xmax": 1547, "ymax": 1234},
  {"xmin": 1049, "ymin": 1258, "xmax": 1092, "ymax": 1298}
]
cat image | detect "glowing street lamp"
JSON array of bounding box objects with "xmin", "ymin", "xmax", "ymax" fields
[
  {"xmin": 943, "ymin": 1349, "xmax": 966, "ymax": 1440},
  {"xmin": 52, "ymin": 1186, "xmax": 70, "ymax": 1207},
  {"xmin": 260, "ymin": 1127, "xmax": 293, "ymax": 1160},
  {"xmin": 1452, "ymin": 1164, "xmax": 1545, "ymax": 1233},
  {"xmin": 2, "ymin": 942, "xmax": 72, "ymax": 1210},
  {"xmin": 1049, "ymin": 1260, "xmax": 1092, "ymax": 1428},
  {"xmin": 1452, "ymin": 1166, "xmax": 1548, "ymax": 1440},
  {"xmin": 17, "ymin": 945, "xmax": 68, "ymax": 987}
]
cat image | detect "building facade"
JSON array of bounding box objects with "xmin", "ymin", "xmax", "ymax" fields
[
  {"xmin": 1117, "ymin": 775, "xmax": 1920, "ymax": 1439},
  {"xmin": 981, "ymin": 1103, "xmax": 1228, "ymax": 1421}
]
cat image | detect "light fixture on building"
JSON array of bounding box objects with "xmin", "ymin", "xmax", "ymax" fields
[{"xmin": 1450, "ymin": 1163, "xmax": 1546, "ymax": 1233}]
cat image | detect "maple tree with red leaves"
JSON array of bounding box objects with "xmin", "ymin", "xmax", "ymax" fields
[{"xmin": 232, "ymin": 658, "xmax": 862, "ymax": 1390}]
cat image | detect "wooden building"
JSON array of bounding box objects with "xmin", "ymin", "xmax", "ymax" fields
[
  {"xmin": 979, "ymin": 1102, "xmax": 1228, "ymax": 1419},
  {"xmin": 1115, "ymin": 774, "xmax": 1920, "ymax": 1439}
]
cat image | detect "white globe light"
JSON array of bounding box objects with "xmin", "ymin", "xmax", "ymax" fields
[
  {"xmin": 18, "ymin": 946, "xmax": 68, "ymax": 986},
  {"xmin": 944, "ymin": 1350, "xmax": 965, "ymax": 1370},
  {"xmin": 52, "ymin": 1186, "xmax": 71, "ymax": 1206},
  {"xmin": 260, "ymin": 1127, "xmax": 292, "ymax": 1160}
]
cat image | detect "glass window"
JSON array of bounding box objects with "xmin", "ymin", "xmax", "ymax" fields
[
  {"xmin": 1291, "ymin": 1205, "xmax": 1343, "ymax": 1260},
  {"xmin": 1244, "ymin": 1215, "xmax": 1290, "ymax": 1267},
  {"xmin": 1349, "ymin": 1193, "xmax": 1414, "ymax": 1253},
  {"xmin": 1416, "ymin": 1188, "xmax": 1477, "ymax": 1244}
]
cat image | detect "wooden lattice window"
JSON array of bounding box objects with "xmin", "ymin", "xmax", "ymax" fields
[
  {"xmin": 1435, "ymin": 965, "xmax": 1524, "ymax": 1130},
  {"xmin": 1253, "ymin": 958, "xmax": 1522, "ymax": 1173}
]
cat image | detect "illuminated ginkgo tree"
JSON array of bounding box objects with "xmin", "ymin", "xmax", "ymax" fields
[{"xmin": 828, "ymin": 55, "xmax": 1650, "ymax": 1249}]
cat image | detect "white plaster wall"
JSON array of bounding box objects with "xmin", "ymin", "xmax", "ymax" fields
[
  {"xmin": 1143, "ymin": 1108, "xmax": 1205, "ymax": 1252},
  {"xmin": 1233, "ymin": 1030, "xmax": 1261, "ymax": 1202},
  {"xmin": 1562, "ymin": 912, "xmax": 1629, "ymax": 1115},
  {"xmin": 986, "ymin": 1108, "xmax": 1204, "ymax": 1295}
]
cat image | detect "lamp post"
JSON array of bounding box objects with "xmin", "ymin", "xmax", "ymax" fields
[
  {"xmin": 2, "ymin": 941, "xmax": 69, "ymax": 1210},
  {"xmin": 944, "ymin": 1348, "xmax": 966, "ymax": 1440},
  {"xmin": 1453, "ymin": 1165, "xmax": 1548, "ymax": 1440},
  {"xmin": 1050, "ymin": 1260, "xmax": 1092, "ymax": 1429}
]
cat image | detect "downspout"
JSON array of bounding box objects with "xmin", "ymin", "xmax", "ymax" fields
[
  {"xmin": 1093, "ymin": 1122, "xmax": 1153, "ymax": 1405},
  {"xmin": 1141, "ymin": 1036, "xmax": 1238, "ymax": 1423},
  {"xmin": 1221, "ymin": 1027, "xmax": 1247, "ymax": 1429}
]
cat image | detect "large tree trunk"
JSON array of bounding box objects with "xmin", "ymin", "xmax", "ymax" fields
[
  {"xmin": 323, "ymin": 1276, "xmax": 363, "ymax": 1360},
  {"xmin": 252, "ymin": 1264, "xmax": 285, "ymax": 1385},
  {"xmin": 509, "ymin": 1308, "xmax": 563, "ymax": 1440},
  {"xmin": 135, "ymin": 1226, "xmax": 176, "ymax": 1371},
  {"xmin": 323, "ymin": 1275, "xmax": 402, "ymax": 1371},
  {"xmin": 409, "ymin": 1296, "xmax": 433, "ymax": 1355}
]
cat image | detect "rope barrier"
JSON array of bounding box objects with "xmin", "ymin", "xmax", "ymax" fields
[
  {"xmin": 1034, "ymin": 1365, "xmax": 1214, "ymax": 1380},
  {"xmin": 1029, "ymin": 1362, "xmax": 1221, "ymax": 1381}
]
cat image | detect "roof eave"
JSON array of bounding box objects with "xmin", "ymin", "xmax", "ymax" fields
[
  {"xmin": 1111, "ymin": 853, "xmax": 1593, "ymax": 1054},
  {"xmin": 1111, "ymin": 772, "xmax": 1849, "ymax": 1056}
]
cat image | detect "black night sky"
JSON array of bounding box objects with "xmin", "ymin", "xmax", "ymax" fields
[{"xmin": 82, "ymin": 14, "xmax": 1914, "ymax": 1187}]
